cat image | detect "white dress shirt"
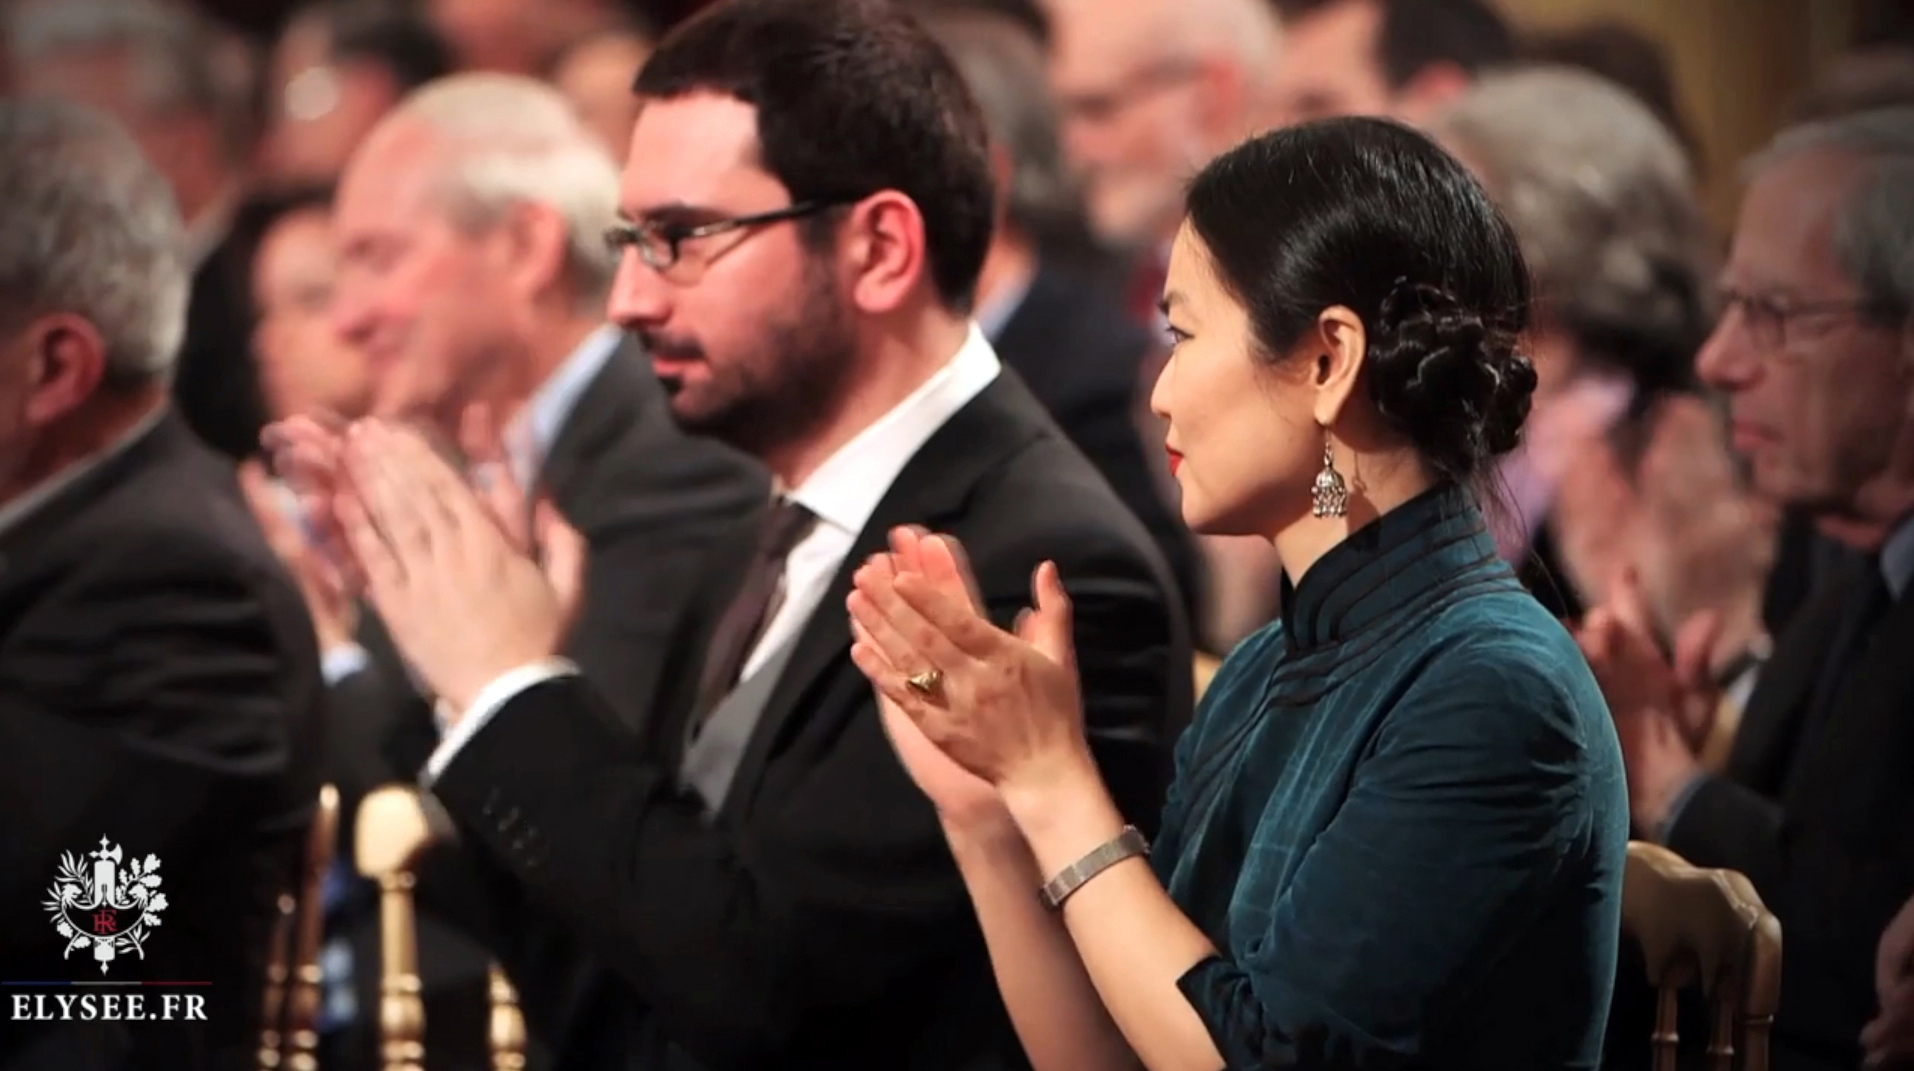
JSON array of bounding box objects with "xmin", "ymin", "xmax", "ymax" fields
[
  {"xmin": 501, "ymin": 324, "xmax": 622, "ymax": 492},
  {"xmin": 423, "ymin": 323, "xmax": 1004, "ymax": 783}
]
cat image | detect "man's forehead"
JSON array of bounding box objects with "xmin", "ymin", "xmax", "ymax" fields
[
  {"xmin": 622, "ymin": 93, "xmax": 777, "ymax": 211},
  {"xmin": 1050, "ymin": 0, "xmax": 1171, "ymax": 83},
  {"xmin": 1732, "ymin": 149, "xmax": 1863, "ymax": 286}
]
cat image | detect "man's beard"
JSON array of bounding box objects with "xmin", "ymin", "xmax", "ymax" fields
[{"xmin": 645, "ymin": 263, "xmax": 857, "ymax": 461}]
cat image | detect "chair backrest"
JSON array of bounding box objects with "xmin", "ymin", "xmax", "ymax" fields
[
  {"xmin": 355, "ymin": 784, "xmax": 527, "ymax": 1071},
  {"xmin": 283, "ymin": 784, "xmax": 339, "ymax": 1071},
  {"xmin": 1621, "ymin": 841, "xmax": 1783, "ymax": 1071},
  {"xmin": 488, "ymin": 964, "xmax": 528, "ymax": 1071},
  {"xmin": 356, "ymin": 785, "xmax": 434, "ymax": 1071},
  {"xmin": 259, "ymin": 784, "xmax": 339, "ymax": 1071}
]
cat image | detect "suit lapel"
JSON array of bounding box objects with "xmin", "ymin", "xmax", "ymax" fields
[
  {"xmin": 1731, "ymin": 569, "xmax": 1854, "ymax": 792},
  {"xmin": 1784, "ymin": 584, "xmax": 1914, "ymax": 816},
  {"xmin": 535, "ymin": 337, "xmax": 651, "ymax": 511},
  {"xmin": 717, "ymin": 375, "xmax": 1051, "ymax": 819}
]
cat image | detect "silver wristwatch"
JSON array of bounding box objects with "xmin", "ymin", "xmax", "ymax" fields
[{"xmin": 1038, "ymin": 826, "xmax": 1150, "ymax": 911}]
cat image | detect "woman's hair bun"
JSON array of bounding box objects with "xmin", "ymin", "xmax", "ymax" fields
[{"xmin": 1366, "ymin": 276, "xmax": 1538, "ymax": 481}]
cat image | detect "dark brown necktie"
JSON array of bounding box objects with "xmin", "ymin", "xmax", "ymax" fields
[{"xmin": 690, "ymin": 497, "xmax": 818, "ymax": 729}]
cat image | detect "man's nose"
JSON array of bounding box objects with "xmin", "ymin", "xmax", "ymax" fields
[
  {"xmin": 1695, "ymin": 306, "xmax": 1759, "ymax": 393},
  {"xmin": 329, "ymin": 280, "xmax": 376, "ymax": 345},
  {"xmin": 606, "ymin": 248, "xmax": 673, "ymax": 328}
]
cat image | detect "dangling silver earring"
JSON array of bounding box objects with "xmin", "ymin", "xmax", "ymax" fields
[{"xmin": 1311, "ymin": 438, "xmax": 1348, "ymax": 518}]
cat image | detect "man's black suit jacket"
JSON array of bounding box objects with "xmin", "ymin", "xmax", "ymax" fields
[
  {"xmin": 321, "ymin": 338, "xmax": 767, "ymax": 1070},
  {"xmin": 427, "ymin": 371, "xmax": 1192, "ymax": 1071},
  {"xmin": 993, "ymin": 264, "xmax": 1204, "ymax": 641},
  {"xmin": 0, "ymin": 412, "xmax": 324, "ymax": 1071},
  {"xmin": 1661, "ymin": 556, "xmax": 1914, "ymax": 1070}
]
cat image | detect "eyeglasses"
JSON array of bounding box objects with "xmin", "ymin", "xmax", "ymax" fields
[
  {"xmin": 604, "ymin": 201, "xmax": 844, "ymax": 281},
  {"xmin": 1718, "ymin": 286, "xmax": 1889, "ymax": 353}
]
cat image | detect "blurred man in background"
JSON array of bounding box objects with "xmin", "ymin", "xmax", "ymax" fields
[
  {"xmin": 0, "ymin": 97, "xmax": 321, "ymax": 1071},
  {"xmin": 257, "ymin": 0, "xmax": 453, "ymax": 191},
  {"xmin": 918, "ymin": 6, "xmax": 1206, "ymax": 647},
  {"xmin": 548, "ymin": 19, "xmax": 655, "ymax": 163},
  {"xmin": 427, "ymin": 0, "xmax": 625, "ymax": 75},
  {"xmin": 1046, "ymin": 0, "xmax": 1275, "ymax": 269},
  {"xmin": 1262, "ymin": 0, "xmax": 1514, "ymax": 128},
  {"xmin": 1043, "ymin": 0, "xmax": 1280, "ymax": 648},
  {"xmin": 1579, "ymin": 107, "xmax": 1914, "ymax": 1071},
  {"xmin": 7, "ymin": 0, "xmax": 266, "ymax": 463}
]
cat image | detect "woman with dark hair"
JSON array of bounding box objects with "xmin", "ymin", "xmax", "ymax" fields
[{"xmin": 845, "ymin": 117, "xmax": 1628, "ymax": 1070}]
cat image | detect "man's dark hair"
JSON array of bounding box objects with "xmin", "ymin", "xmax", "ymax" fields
[
  {"xmin": 305, "ymin": 0, "xmax": 453, "ymax": 92},
  {"xmin": 636, "ymin": 0, "xmax": 996, "ymax": 311},
  {"xmin": 232, "ymin": 182, "xmax": 335, "ymax": 248},
  {"xmin": 1272, "ymin": 0, "xmax": 1515, "ymax": 88}
]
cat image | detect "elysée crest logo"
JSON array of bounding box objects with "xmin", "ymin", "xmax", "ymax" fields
[{"xmin": 42, "ymin": 838, "xmax": 168, "ymax": 974}]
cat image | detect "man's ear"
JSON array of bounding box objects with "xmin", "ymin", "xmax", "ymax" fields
[
  {"xmin": 1308, "ymin": 305, "xmax": 1366, "ymax": 429},
  {"xmin": 843, "ymin": 190, "xmax": 929, "ymax": 315},
  {"xmin": 497, "ymin": 201, "xmax": 573, "ymax": 306},
  {"xmin": 987, "ymin": 142, "xmax": 1014, "ymax": 232},
  {"xmin": 22, "ymin": 313, "xmax": 108, "ymax": 427}
]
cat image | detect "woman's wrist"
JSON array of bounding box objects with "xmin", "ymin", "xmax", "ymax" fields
[
  {"xmin": 1000, "ymin": 748, "xmax": 1131, "ymax": 882},
  {"xmin": 943, "ymin": 808, "xmax": 1043, "ymax": 884},
  {"xmin": 941, "ymin": 803, "xmax": 1024, "ymax": 855}
]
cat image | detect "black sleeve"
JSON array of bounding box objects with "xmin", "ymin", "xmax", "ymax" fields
[
  {"xmin": 0, "ymin": 536, "xmax": 303, "ymax": 936},
  {"xmin": 426, "ymin": 560, "xmax": 1176, "ymax": 1070}
]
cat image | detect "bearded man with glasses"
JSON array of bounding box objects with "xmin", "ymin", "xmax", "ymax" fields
[{"xmin": 267, "ymin": 1, "xmax": 1191, "ymax": 1068}]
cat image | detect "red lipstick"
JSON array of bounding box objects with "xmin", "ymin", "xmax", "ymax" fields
[{"xmin": 1166, "ymin": 447, "xmax": 1183, "ymax": 476}]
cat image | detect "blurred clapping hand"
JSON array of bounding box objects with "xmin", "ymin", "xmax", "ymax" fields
[
  {"xmin": 246, "ymin": 411, "xmax": 361, "ymax": 651},
  {"xmin": 256, "ymin": 410, "xmax": 586, "ymax": 714}
]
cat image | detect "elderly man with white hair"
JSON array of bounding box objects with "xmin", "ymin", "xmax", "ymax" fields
[
  {"xmin": 1578, "ymin": 105, "xmax": 1914, "ymax": 1071},
  {"xmin": 255, "ymin": 71, "xmax": 765, "ymax": 1070},
  {"xmin": 0, "ymin": 97, "xmax": 323, "ymax": 1071}
]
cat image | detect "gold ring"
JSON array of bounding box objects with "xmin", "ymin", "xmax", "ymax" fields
[{"xmin": 905, "ymin": 669, "xmax": 944, "ymax": 697}]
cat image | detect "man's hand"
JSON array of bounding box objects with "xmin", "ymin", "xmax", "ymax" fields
[
  {"xmin": 334, "ymin": 420, "xmax": 572, "ymax": 716},
  {"xmin": 457, "ymin": 403, "xmax": 587, "ymax": 629},
  {"xmin": 261, "ymin": 414, "xmax": 356, "ymax": 580},
  {"xmin": 1867, "ymin": 894, "xmax": 1914, "ymax": 1069},
  {"xmin": 238, "ymin": 459, "xmax": 358, "ymax": 651},
  {"xmin": 1575, "ymin": 567, "xmax": 1714, "ymax": 830}
]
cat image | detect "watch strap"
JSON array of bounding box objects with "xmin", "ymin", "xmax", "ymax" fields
[{"xmin": 1038, "ymin": 826, "xmax": 1149, "ymax": 911}]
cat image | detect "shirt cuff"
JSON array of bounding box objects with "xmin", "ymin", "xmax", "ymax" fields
[
  {"xmin": 421, "ymin": 659, "xmax": 579, "ymax": 786},
  {"xmin": 1654, "ymin": 773, "xmax": 1710, "ymax": 845},
  {"xmin": 321, "ymin": 643, "xmax": 371, "ymax": 686}
]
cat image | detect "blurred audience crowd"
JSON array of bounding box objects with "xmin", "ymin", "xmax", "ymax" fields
[{"xmin": 2, "ymin": 0, "xmax": 1912, "ymax": 1069}]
